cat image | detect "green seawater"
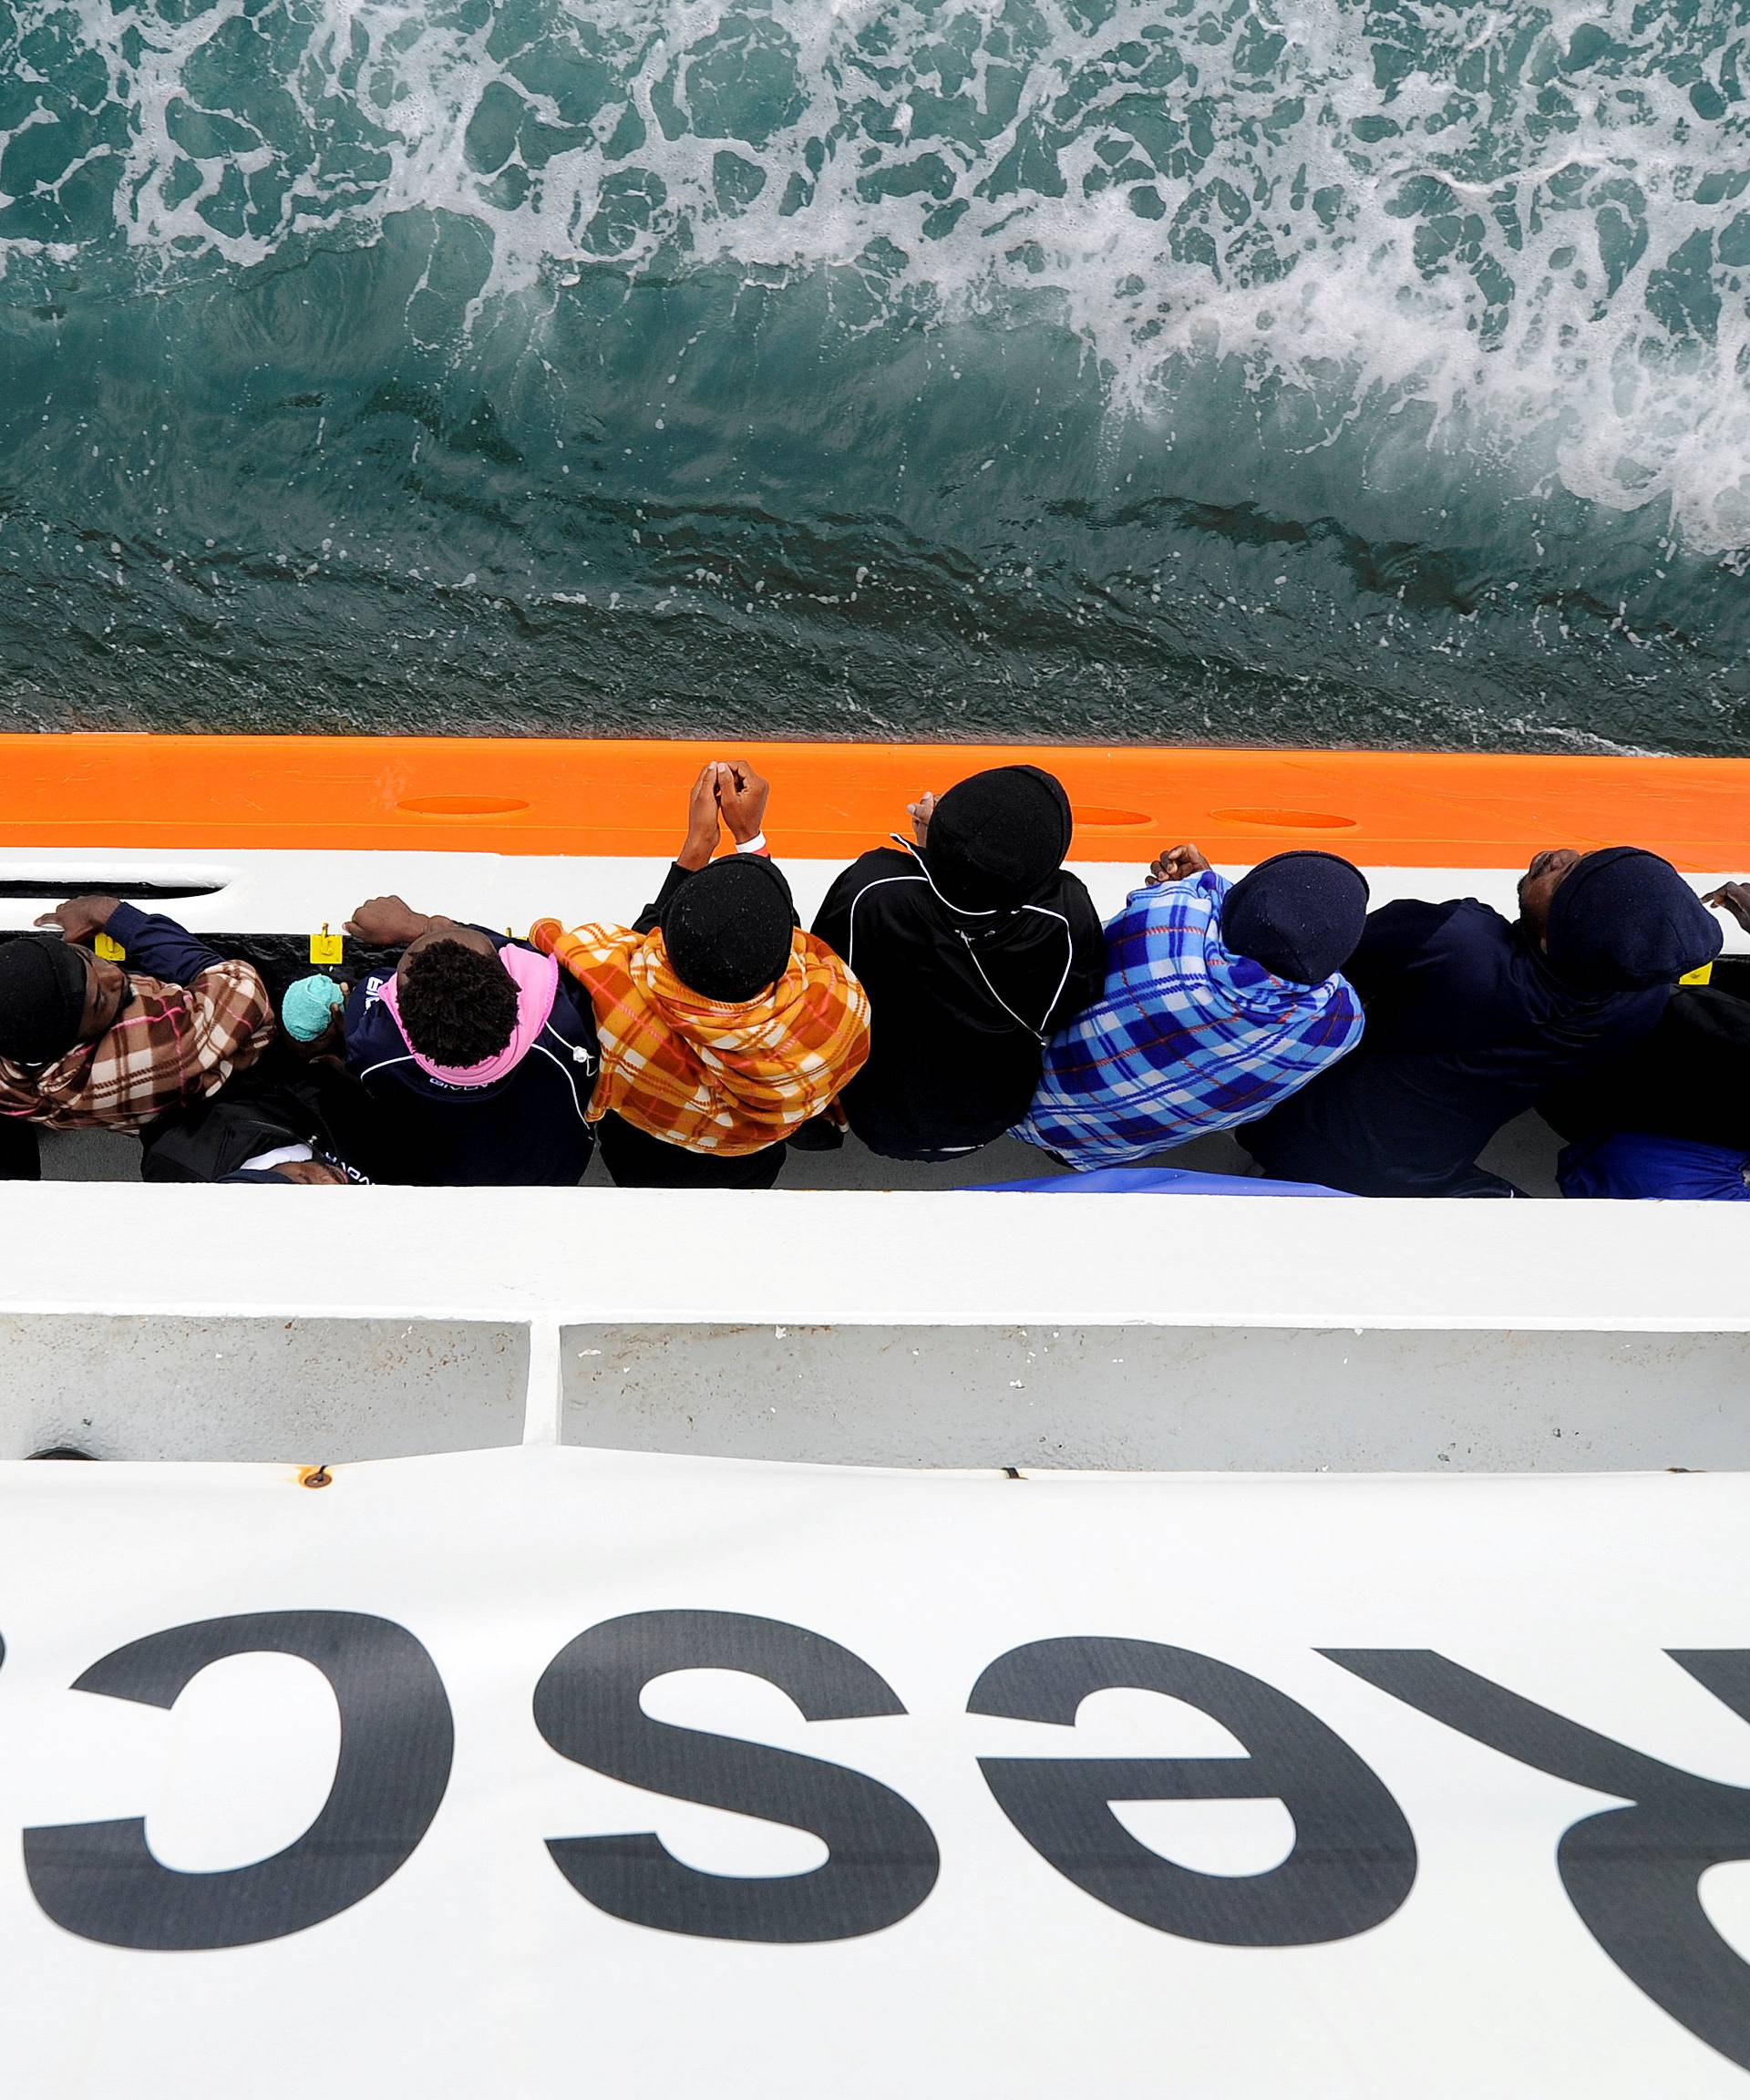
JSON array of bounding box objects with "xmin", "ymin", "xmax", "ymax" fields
[{"xmin": 1, "ymin": 0, "xmax": 1746, "ymax": 750}]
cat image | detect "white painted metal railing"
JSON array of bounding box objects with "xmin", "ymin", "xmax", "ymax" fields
[{"xmin": 1, "ymin": 1184, "xmax": 1745, "ymax": 1472}]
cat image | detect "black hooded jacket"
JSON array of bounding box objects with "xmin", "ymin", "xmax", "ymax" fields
[
  {"xmin": 812, "ymin": 767, "xmax": 1105, "ymax": 1158},
  {"xmin": 1541, "ymin": 978, "xmax": 1750, "ymax": 1152}
]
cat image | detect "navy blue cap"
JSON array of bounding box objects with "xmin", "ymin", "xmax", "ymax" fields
[
  {"xmin": 1547, "ymin": 847, "xmax": 1722, "ymax": 995},
  {"xmin": 1220, "ymin": 851, "xmax": 1370, "ymax": 984}
]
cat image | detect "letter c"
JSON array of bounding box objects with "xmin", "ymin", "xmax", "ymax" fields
[{"xmin": 25, "ymin": 1610, "xmax": 453, "ymax": 1950}]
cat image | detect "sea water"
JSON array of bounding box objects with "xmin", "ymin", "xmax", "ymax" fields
[{"xmin": 0, "ymin": 0, "xmax": 1745, "ymax": 750}]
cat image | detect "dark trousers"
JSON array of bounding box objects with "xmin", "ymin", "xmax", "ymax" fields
[
  {"xmin": 597, "ymin": 1112, "xmax": 785, "ymax": 1189},
  {"xmin": 0, "ymin": 1117, "xmax": 41, "ymax": 1180}
]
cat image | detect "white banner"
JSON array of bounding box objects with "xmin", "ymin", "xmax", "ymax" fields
[{"xmin": 2, "ymin": 1446, "xmax": 1748, "ymax": 2095}]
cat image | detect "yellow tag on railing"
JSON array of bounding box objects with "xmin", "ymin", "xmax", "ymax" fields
[
  {"xmin": 309, "ymin": 925, "xmax": 345, "ymax": 966},
  {"xmin": 93, "ymin": 932, "xmax": 124, "ymax": 962},
  {"xmin": 1680, "ymin": 962, "xmax": 1714, "ymax": 987}
]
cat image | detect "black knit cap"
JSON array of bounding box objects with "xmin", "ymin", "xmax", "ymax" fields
[
  {"xmin": 1546, "ymin": 846, "xmax": 1722, "ymax": 995},
  {"xmin": 663, "ymin": 856, "xmax": 798, "ymax": 1003},
  {"xmin": 923, "ymin": 765, "xmax": 1073, "ymax": 911},
  {"xmin": 1220, "ymin": 851, "xmax": 1371, "ymax": 984},
  {"xmin": 0, "ymin": 935, "xmax": 91, "ymax": 1065}
]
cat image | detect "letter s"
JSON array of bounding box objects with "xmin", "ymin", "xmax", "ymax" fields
[{"xmin": 534, "ymin": 1609, "xmax": 939, "ymax": 1942}]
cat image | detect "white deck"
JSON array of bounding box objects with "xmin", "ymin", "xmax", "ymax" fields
[
  {"xmin": 5, "ymin": 841, "xmax": 1745, "ymax": 946},
  {"xmin": 8, "ymin": 1444, "xmax": 1749, "ymax": 2099},
  {"xmin": 3, "ymin": 845, "xmax": 1745, "ymax": 1473}
]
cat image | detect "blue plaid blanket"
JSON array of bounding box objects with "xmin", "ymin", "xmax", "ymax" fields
[{"xmin": 1014, "ymin": 870, "xmax": 1364, "ymax": 1168}]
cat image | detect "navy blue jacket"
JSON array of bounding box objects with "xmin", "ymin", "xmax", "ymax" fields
[
  {"xmin": 1241, "ymin": 897, "xmax": 1670, "ymax": 1196},
  {"xmin": 342, "ymin": 930, "xmax": 598, "ymax": 1186}
]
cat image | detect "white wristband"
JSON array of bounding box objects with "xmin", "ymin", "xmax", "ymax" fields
[{"xmin": 734, "ymin": 831, "xmax": 768, "ymax": 855}]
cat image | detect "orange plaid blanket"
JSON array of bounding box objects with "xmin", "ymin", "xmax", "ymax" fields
[{"xmin": 530, "ymin": 918, "xmax": 871, "ymax": 1156}]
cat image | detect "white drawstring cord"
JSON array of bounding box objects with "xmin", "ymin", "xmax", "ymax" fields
[
  {"xmin": 1018, "ymin": 901, "xmax": 1076, "ymax": 1037},
  {"xmin": 887, "ymin": 835, "xmax": 1073, "ymax": 1045}
]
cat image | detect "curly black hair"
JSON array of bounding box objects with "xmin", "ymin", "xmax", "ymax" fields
[{"xmin": 396, "ymin": 939, "xmax": 520, "ymax": 1067}]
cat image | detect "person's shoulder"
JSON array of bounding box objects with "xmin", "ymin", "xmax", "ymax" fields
[
  {"xmin": 1329, "ymin": 971, "xmax": 1367, "ymax": 1021},
  {"xmin": 1415, "ymin": 899, "xmax": 1520, "ymax": 982},
  {"xmin": 834, "ymin": 846, "xmax": 923, "ymax": 892},
  {"xmin": 1371, "ymin": 892, "xmax": 1477, "ymax": 928},
  {"xmin": 1673, "ymin": 983, "xmax": 1750, "ymax": 1039},
  {"xmin": 815, "ymin": 847, "xmax": 931, "ymax": 935},
  {"xmin": 1366, "ymin": 893, "xmax": 1502, "ymax": 950},
  {"xmin": 1034, "ymin": 867, "xmax": 1102, "ymax": 918},
  {"xmin": 1445, "ymin": 895, "xmax": 1510, "ymax": 930},
  {"xmin": 546, "ymin": 965, "xmax": 599, "ymax": 1041}
]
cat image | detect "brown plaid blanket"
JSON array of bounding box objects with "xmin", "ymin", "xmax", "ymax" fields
[{"xmin": 0, "ymin": 961, "xmax": 273, "ymax": 1132}]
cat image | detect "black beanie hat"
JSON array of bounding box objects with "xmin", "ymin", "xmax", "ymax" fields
[
  {"xmin": 923, "ymin": 766, "xmax": 1073, "ymax": 911},
  {"xmin": 663, "ymin": 856, "xmax": 798, "ymax": 1003},
  {"xmin": 1546, "ymin": 846, "xmax": 1722, "ymax": 995},
  {"xmin": 0, "ymin": 935, "xmax": 91, "ymax": 1065},
  {"xmin": 1220, "ymin": 851, "xmax": 1371, "ymax": 984}
]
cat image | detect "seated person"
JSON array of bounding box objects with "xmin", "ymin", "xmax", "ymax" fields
[
  {"xmin": 811, "ymin": 766, "xmax": 1105, "ymax": 1160},
  {"xmin": 531, "ymin": 761, "xmax": 870, "ymax": 1189},
  {"xmin": 0, "ymin": 892, "xmax": 273, "ymax": 1179},
  {"xmin": 147, "ymin": 1088, "xmax": 370, "ymax": 1183},
  {"xmin": 1241, "ymin": 846, "xmax": 1723, "ymax": 1197},
  {"xmin": 1542, "ymin": 879, "xmax": 1750, "ymax": 1200},
  {"xmin": 338, "ymin": 900, "xmax": 598, "ymax": 1186},
  {"xmin": 1015, "ymin": 845, "xmax": 1368, "ymax": 1168},
  {"xmin": 141, "ymin": 977, "xmax": 383, "ymax": 1185}
]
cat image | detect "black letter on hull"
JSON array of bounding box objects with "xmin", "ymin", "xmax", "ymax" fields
[
  {"xmin": 535, "ymin": 1610, "xmax": 939, "ymax": 1941},
  {"xmin": 972, "ymin": 1637, "xmax": 1415, "ymax": 1943},
  {"xmin": 26, "ymin": 1611, "xmax": 453, "ymax": 1950},
  {"xmin": 1324, "ymin": 1649, "xmax": 1750, "ymax": 2072}
]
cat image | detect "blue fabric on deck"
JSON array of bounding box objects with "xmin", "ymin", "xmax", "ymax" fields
[
  {"xmin": 972, "ymin": 1166, "xmax": 1351, "ymax": 1197},
  {"xmin": 1558, "ymin": 1131, "xmax": 1750, "ymax": 1201}
]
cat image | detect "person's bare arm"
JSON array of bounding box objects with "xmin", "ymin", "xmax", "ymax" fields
[
  {"xmin": 1145, "ymin": 844, "xmax": 1213, "ymax": 887},
  {"xmin": 343, "ymin": 896, "xmax": 478, "ymax": 946},
  {"xmin": 716, "ymin": 759, "xmax": 771, "ymax": 849},
  {"xmin": 1704, "ymin": 882, "xmax": 1750, "ymax": 934},
  {"xmin": 35, "ymin": 894, "xmax": 122, "ymax": 942},
  {"xmin": 627, "ymin": 765, "xmax": 730, "ymax": 932},
  {"xmin": 674, "ymin": 763, "xmax": 727, "ymax": 872}
]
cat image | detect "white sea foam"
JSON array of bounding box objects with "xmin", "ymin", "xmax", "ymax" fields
[{"xmin": 3, "ymin": 0, "xmax": 1747, "ymax": 550}]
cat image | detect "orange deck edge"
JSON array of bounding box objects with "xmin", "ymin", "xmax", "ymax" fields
[{"xmin": 2, "ymin": 734, "xmax": 1745, "ymax": 869}]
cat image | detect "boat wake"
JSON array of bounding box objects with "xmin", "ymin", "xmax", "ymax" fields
[{"xmin": 0, "ymin": 0, "xmax": 1745, "ymax": 747}]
